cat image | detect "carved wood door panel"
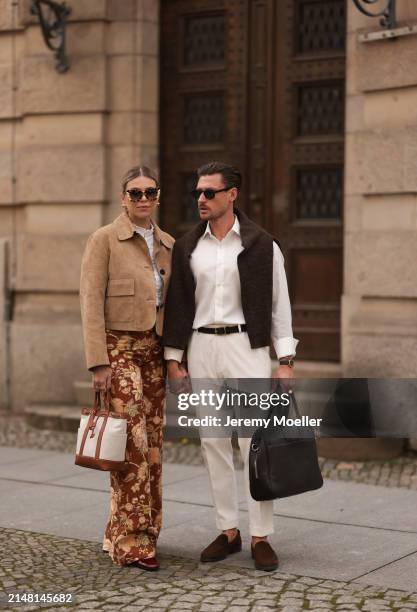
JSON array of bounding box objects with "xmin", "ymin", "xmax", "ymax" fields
[
  {"xmin": 160, "ymin": 0, "xmax": 249, "ymax": 235},
  {"xmin": 273, "ymin": 0, "xmax": 346, "ymax": 361}
]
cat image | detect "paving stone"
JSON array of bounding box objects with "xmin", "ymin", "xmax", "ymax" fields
[
  {"xmin": 280, "ymin": 599, "xmax": 305, "ymax": 606},
  {"xmin": 297, "ymin": 577, "xmax": 321, "ymax": 585},
  {"xmin": 336, "ymin": 596, "xmax": 362, "ymax": 604},
  {"xmin": 386, "ymin": 590, "xmax": 410, "ymax": 598},
  {"xmin": 255, "ymin": 584, "xmax": 289, "ymax": 593},
  {"xmin": 119, "ymin": 587, "xmax": 146, "ymax": 595}
]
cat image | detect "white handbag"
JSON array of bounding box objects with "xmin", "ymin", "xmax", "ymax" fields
[{"xmin": 75, "ymin": 391, "xmax": 128, "ymax": 471}]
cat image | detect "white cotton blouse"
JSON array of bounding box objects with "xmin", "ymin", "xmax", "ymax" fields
[{"xmin": 133, "ymin": 223, "xmax": 163, "ymax": 307}]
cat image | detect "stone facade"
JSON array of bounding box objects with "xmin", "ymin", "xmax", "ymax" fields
[
  {"xmin": 0, "ymin": 0, "xmax": 159, "ymax": 411},
  {"xmin": 343, "ymin": 1, "xmax": 417, "ymax": 377},
  {"xmin": 1, "ymin": 0, "xmax": 417, "ymax": 413}
]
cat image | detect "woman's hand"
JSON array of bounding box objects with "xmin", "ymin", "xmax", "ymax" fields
[{"xmin": 92, "ymin": 365, "xmax": 112, "ymax": 391}]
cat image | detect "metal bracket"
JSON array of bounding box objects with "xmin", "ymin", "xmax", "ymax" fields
[
  {"xmin": 30, "ymin": 0, "xmax": 71, "ymax": 73},
  {"xmin": 352, "ymin": 0, "xmax": 396, "ymax": 30},
  {"xmin": 359, "ymin": 23, "xmax": 417, "ymax": 43}
]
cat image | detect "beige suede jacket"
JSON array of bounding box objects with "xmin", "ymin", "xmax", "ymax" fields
[{"xmin": 80, "ymin": 212, "xmax": 175, "ymax": 370}]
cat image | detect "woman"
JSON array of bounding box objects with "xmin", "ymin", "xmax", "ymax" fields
[{"xmin": 80, "ymin": 166, "xmax": 174, "ymax": 570}]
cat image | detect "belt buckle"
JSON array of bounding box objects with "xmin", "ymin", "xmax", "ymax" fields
[{"xmin": 214, "ymin": 327, "xmax": 221, "ymax": 335}]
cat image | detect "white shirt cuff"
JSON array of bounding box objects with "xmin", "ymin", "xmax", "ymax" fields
[
  {"xmin": 273, "ymin": 337, "xmax": 299, "ymax": 360},
  {"xmin": 164, "ymin": 347, "xmax": 184, "ymax": 363}
]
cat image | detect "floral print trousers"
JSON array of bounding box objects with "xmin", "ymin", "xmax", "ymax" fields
[{"xmin": 102, "ymin": 329, "xmax": 165, "ymax": 565}]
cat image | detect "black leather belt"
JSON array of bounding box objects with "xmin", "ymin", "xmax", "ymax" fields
[{"xmin": 195, "ymin": 324, "xmax": 247, "ymax": 335}]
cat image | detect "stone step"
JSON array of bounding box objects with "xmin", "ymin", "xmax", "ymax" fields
[
  {"xmin": 72, "ymin": 361, "xmax": 342, "ymax": 410},
  {"xmin": 24, "ymin": 403, "xmax": 189, "ymax": 440},
  {"xmin": 24, "ymin": 402, "xmax": 406, "ymax": 460},
  {"xmin": 24, "ymin": 405, "xmax": 81, "ymax": 433},
  {"xmin": 73, "ymin": 381, "xmax": 94, "ymax": 407}
]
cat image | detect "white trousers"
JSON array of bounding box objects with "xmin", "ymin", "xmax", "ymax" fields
[{"xmin": 187, "ymin": 330, "xmax": 274, "ymax": 536}]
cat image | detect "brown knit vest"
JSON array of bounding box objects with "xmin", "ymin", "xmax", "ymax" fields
[{"xmin": 163, "ymin": 208, "xmax": 275, "ymax": 351}]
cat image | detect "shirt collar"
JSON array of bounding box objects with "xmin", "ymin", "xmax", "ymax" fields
[
  {"xmin": 115, "ymin": 212, "xmax": 173, "ymax": 249},
  {"xmin": 203, "ymin": 215, "xmax": 241, "ymax": 238},
  {"xmin": 134, "ymin": 222, "xmax": 154, "ymax": 237}
]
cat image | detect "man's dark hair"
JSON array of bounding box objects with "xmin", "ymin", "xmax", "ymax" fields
[{"xmin": 197, "ymin": 161, "xmax": 242, "ymax": 191}]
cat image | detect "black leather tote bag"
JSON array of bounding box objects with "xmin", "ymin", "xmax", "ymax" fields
[{"xmin": 249, "ymin": 391, "xmax": 323, "ymax": 501}]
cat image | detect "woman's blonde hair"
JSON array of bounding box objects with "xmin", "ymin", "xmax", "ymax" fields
[{"xmin": 121, "ymin": 165, "xmax": 159, "ymax": 193}]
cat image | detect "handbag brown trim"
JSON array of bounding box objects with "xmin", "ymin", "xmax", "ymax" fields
[
  {"xmin": 95, "ymin": 411, "xmax": 108, "ymax": 459},
  {"xmin": 75, "ymin": 455, "xmax": 128, "ymax": 471},
  {"xmin": 80, "ymin": 408, "xmax": 127, "ymax": 419}
]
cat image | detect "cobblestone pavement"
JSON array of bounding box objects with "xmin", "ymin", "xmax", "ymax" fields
[
  {"xmin": 1, "ymin": 415, "xmax": 417, "ymax": 490},
  {"xmin": 0, "ymin": 528, "xmax": 416, "ymax": 612}
]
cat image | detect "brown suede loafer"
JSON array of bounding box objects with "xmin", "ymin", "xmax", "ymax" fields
[
  {"xmin": 200, "ymin": 530, "xmax": 242, "ymax": 562},
  {"xmin": 251, "ymin": 541, "xmax": 279, "ymax": 571}
]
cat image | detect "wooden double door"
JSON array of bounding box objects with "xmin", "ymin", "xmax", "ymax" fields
[{"xmin": 160, "ymin": 0, "xmax": 346, "ymax": 362}]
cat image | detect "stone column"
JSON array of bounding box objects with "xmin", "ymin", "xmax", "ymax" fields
[
  {"xmin": 0, "ymin": 239, "xmax": 9, "ymax": 410},
  {"xmin": 338, "ymin": 2, "xmax": 417, "ymax": 458},
  {"xmin": 343, "ymin": 2, "xmax": 417, "ymax": 378},
  {"xmin": 0, "ymin": 0, "xmax": 159, "ymax": 412}
]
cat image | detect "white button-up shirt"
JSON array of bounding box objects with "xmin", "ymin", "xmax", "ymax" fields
[
  {"xmin": 134, "ymin": 223, "xmax": 163, "ymax": 306},
  {"xmin": 165, "ymin": 216, "xmax": 298, "ymax": 361}
]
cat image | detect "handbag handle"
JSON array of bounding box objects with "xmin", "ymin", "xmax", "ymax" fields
[
  {"xmin": 288, "ymin": 390, "xmax": 302, "ymax": 418},
  {"xmin": 93, "ymin": 390, "xmax": 111, "ymax": 415},
  {"xmin": 87, "ymin": 390, "xmax": 111, "ymax": 440},
  {"xmin": 267, "ymin": 386, "xmax": 301, "ymax": 420}
]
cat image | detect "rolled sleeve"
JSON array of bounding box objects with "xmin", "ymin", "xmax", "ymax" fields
[{"xmin": 164, "ymin": 347, "xmax": 184, "ymax": 363}]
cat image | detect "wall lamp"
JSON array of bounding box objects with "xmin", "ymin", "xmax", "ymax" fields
[{"xmin": 30, "ymin": 0, "xmax": 71, "ymax": 73}]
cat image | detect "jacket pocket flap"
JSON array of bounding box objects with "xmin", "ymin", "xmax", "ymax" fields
[{"xmin": 106, "ymin": 279, "xmax": 135, "ymax": 297}]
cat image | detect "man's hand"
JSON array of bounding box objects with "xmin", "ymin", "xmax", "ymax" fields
[
  {"xmin": 92, "ymin": 365, "xmax": 112, "ymax": 391},
  {"xmin": 272, "ymin": 364, "xmax": 294, "ymax": 392},
  {"xmin": 167, "ymin": 360, "xmax": 192, "ymax": 394}
]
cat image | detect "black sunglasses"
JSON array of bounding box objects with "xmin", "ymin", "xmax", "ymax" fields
[
  {"xmin": 190, "ymin": 187, "xmax": 231, "ymax": 200},
  {"xmin": 126, "ymin": 187, "xmax": 160, "ymax": 202}
]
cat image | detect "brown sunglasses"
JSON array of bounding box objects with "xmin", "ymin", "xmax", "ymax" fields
[{"xmin": 126, "ymin": 188, "xmax": 160, "ymax": 201}]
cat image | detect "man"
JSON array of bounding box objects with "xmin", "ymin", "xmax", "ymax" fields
[{"xmin": 163, "ymin": 162, "xmax": 297, "ymax": 571}]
